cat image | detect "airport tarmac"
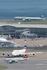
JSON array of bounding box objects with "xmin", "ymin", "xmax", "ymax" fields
[
  {"xmin": 0, "ymin": 60, "xmax": 47, "ymax": 70},
  {"xmin": 9, "ymin": 38, "xmax": 47, "ymax": 47},
  {"xmin": 0, "ymin": 52, "xmax": 47, "ymax": 70}
]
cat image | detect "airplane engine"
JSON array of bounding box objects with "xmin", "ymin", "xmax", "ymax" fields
[
  {"xmin": 3, "ymin": 53, "xmax": 5, "ymax": 55},
  {"xmin": 19, "ymin": 55, "xmax": 21, "ymax": 57},
  {"xmin": 33, "ymin": 53, "xmax": 35, "ymax": 55},
  {"xmin": 1, "ymin": 44, "xmax": 4, "ymax": 46},
  {"xmin": 7, "ymin": 54, "xmax": 9, "ymax": 56},
  {"xmin": 21, "ymin": 55, "xmax": 24, "ymax": 57},
  {"xmin": 9, "ymin": 61, "xmax": 12, "ymax": 64},
  {"xmin": 15, "ymin": 60, "xmax": 18, "ymax": 63}
]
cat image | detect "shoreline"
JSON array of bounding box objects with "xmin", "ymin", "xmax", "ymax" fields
[{"xmin": 0, "ymin": 19, "xmax": 47, "ymax": 24}]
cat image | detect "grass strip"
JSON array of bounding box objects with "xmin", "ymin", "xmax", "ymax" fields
[
  {"xmin": 26, "ymin": 50, "xmax": 47, "ymax": 52},
  {"xmin": 0, "ymin": 66, "xmax": 8, "ymax": 70},
  {"xmin": 0, "ymin": 49, "xmax": 47, "ymax": 52}
]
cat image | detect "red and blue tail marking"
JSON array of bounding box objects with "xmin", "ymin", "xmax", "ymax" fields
[
  {"xmin": 24, "ymin": 54, "xmax": 28, "ymax": 58},
  {"xmin": 23, "ymin": 41, "xmax": 26, "ymax": 49}
]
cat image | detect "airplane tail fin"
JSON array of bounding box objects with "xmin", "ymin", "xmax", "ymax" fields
[
  {"xmin": 23, "ymin": 41, "xmax": 26, "ymax": 49},
  {"xmin": 24, "ymin": 54, "xmax": 28, "ymax": 59},
  {"xmin": 40, "ymin": 14, "xmax": 45, "ymax": 18}
]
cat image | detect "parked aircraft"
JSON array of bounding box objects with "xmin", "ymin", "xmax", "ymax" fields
[
  {"xmin": 15, "ymin": 29, "xmax": 29, "ymax": 38},
  {"xmin": 21, "ymin": 31, "xmax": 37, "ymax": 38},
  {"xmin": 0, "ymin": 37, "xmax": 21, "ymax": 47},
  {"xmin": 0, "ymin": 41, "xmax": 42, "ymax": 56},
  {"xmin": 4, "ymin": 54, "xmax": 28, "ymax": 64},
  {"xmin": 0, "ymin": 37, "xmax": 14, "ymax": 47},
  {"xmin": 12, "ymin": 41, "xmax": 26, "ymax": 56},
  {"xmin": 14, "ymin": 14, "xmax": 45, "ymax": 21}
]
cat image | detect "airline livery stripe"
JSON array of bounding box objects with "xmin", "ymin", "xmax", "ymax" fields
[{"xmin": 24, "ymin": 43, "xmax": 26, "ymax": 45}]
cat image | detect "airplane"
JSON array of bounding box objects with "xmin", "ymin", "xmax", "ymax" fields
[
  {"xmin": 0, "ymin": 37, "xmax": 21, "ymax": 47},
  {"xmin": 4, "ymin": 54, "xmax": 29, "ymax": 64},
  {"xmin": 0, "ymin": 37, "xmax": 14, "ymax": 47},
  {"xmin": 0, "ymin": 41, "xmax": 42, "ymax": 56},
  {"xmin": 14, "ymin": 14, "xmax": 45, "ymax": 21},
  {"xmin": 21, "ymin": 31, "xmax": 37, "ymax": 38}
]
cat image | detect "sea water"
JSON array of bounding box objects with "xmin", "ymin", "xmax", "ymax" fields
[{"xmin": 0, "ymin": 0, "xmax": 47, "ymax": 19}]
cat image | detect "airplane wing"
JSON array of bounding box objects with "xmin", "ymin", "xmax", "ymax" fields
[
  {"xmin": 0, "ymin": 41, "xmax": 14, "ymax": 44},
  {"xmin": 26, "ymin": 52, "xmax": 42, "ymax": 55},
  {"xmin": 9, "ymin": 60, "xmax": 18, "ymax": 63},
  {"xmin": 21, "ymin": 52, "xmax": 42, "ymax": 56},
  {"xmin": 0, "ymin": 51, "xmax": 12, "ymax": 56},
  {"xmin": 0, "ymin": 51, "xmax": 42, "ymax": 56},
  {"xmin": 0, "ymin": 41, "xmax": 14, "ymax": 47}
]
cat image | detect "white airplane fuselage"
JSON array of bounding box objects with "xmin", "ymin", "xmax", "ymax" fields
[
  {"xmin": 4, "ymin": 54, "xmax": 28, "ymax": 63},
  {"xmin": 14, "ymin": 14, "xmax": 45, "ymax": 21},
  {"xmin": 14, "ymin": 17, "xmax": 43, "ymax": 19},
  {"xmin": 4, "ymin": 58, "xmax": 26, "ymax": 61},
  {"xmin": 0, "ymin": 38, "xmax": 7, "ymax": 41},
  {"xmin": 12, "ymin": 49, "xmax": 26, "ymax": 56}
]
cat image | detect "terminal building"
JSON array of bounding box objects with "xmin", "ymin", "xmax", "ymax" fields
[{"xmin": 0, "ymin": 23, "xmax": 47, "ymax": 38}]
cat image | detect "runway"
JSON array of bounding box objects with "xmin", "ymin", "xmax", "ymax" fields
[
  {"xmin": 0, "ymin": 60, "xmax": 47, "ymax": 70},
  {"xmin": 0, "ymin": 52, "xmax": 47, "ymax": 70}
]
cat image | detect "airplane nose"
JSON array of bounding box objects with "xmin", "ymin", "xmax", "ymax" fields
[
  {"xmin": 4, "ymin": 59, "xmax": 5, "ymax": 61},
  {"xmin": 12, "ymin": 52, "xmax": 14, "ymax": 55},
  {"xmin": 4, "ymin": 59, "xmax": 6, "ymax": 61}
]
